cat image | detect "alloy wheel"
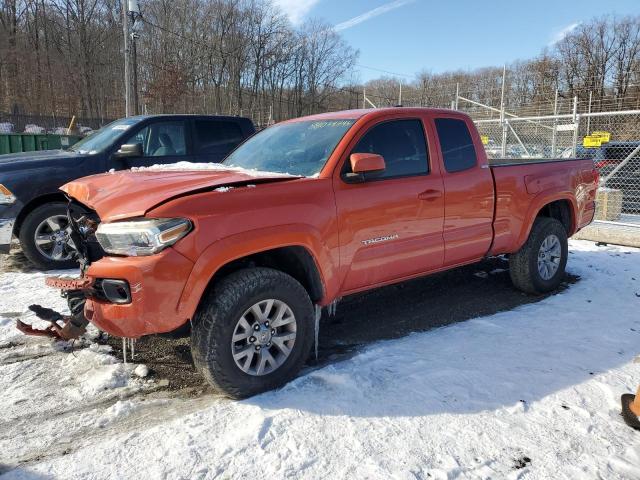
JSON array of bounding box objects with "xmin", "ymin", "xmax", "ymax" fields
[{"xmin": 231, "ymin": 299, "xmax": 297, "ymax": 376}]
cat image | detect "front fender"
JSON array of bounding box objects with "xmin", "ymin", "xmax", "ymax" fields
[{"xmin": 175, "ymin": 223, "xmax": 338, "ymax": 320}]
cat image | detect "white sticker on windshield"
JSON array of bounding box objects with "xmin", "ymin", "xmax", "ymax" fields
[{"xmin": 112, "ymin": 125, "xmax": 130, "ymax": 130}]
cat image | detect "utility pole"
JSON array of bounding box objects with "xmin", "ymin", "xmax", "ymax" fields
[
  {"xmin": 131, "ymin": 39, "xmax": 139, "ymax": 115},
  {"xmin": 123, "ymin": 0, "xmax": 141, "ymax": 116},
  {"xmin": 122, "ymin": 0, "xmax": 131, "ymax": 116}
]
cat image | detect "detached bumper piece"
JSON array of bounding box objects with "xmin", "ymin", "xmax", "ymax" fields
[
  {"xmin": 16, "ymin": 276, "xmax": 94, "ymax": 341},
  {"xmin": 16, "ymin": 305, "xmax": 87, "ymax": 340}
]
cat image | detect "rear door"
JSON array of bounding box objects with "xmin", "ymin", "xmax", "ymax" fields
[
  {"xmin": 334, "ymin": 116, "xmax": 445, "ymax": 292},
  {"xmin": 192, "ymin": 119, "xmax": 246, "ymax": 163},
  {"xmin": 432, "ymin": 115, "xmax": 495, "ymax": 266}
]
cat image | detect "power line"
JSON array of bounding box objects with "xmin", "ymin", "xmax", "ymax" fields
[{"xmin": 356, "ymin": 63, "xmax": 416, "ymax": 79}]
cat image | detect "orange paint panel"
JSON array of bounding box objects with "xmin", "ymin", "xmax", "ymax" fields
[{"xmin": 84, "ymin": 248, "xmax": 194, "ymax": 337}]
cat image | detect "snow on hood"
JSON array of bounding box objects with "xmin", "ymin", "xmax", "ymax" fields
[
  {"xmin": 127, "ymin": 161, "xmax": 300, "ymax": 178},
  {"xmin": 62, "ymin": 162, "xmax": 301, "ymax": 221}
]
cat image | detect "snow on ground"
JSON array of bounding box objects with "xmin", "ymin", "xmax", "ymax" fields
[{"xmin": 1, "ymin": 240, "xmax": 640, "ymax": 479}]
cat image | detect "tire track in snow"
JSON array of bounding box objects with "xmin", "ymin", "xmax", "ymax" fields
[{"xmin": 1, "ymin": 387, "xmax": 219, "ymax": 471}]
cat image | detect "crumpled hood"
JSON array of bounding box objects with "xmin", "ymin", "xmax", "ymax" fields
[{"xmin": 61, "ymin": 168, "xmax": 298, "ymax": 221}]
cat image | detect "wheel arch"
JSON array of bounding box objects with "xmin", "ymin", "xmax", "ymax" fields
[
  {"xmin": 209, "ymin": 245, "xmax": 325, "ymax": 304},
  {"xmin": 176, "ymin": 225, "xmax": 336, "ymax": 323},
  {"xmin": 536, "ymin": 199, "xmax": 574, "ymax": 233},
  {"xmin": 514, "ymin": 194, "xmax": 577, "ymax": 252},
  {"xmin": 13, "ymin": 192, "xmax": 68, "ymax": 236}
]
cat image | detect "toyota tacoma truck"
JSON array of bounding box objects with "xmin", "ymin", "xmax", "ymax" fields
[
  {"xmin": 19, "ymin": 108, "xmax": 598, "ymax": 398},
  {"xmin": 0, "ymin": 114, "xmax": 255, "ymax": 269}
]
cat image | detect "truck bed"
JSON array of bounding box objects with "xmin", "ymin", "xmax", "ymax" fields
[{"xmin": 488, "ymin": 158, "xmax": 598, "ymax": 255}]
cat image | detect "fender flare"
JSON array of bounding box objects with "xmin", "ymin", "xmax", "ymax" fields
[
  {"xmin": 175, "ymin": 223, "xmax": 338, "ymax": 319},
  {"xmin": 514, "ymin": 191, "xmax": 578, "ymax": 251}
]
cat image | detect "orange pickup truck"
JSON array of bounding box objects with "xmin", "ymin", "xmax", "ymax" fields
[{"xmin": 22, "ymin": 108, "xmax": 598, "ymax": 398}]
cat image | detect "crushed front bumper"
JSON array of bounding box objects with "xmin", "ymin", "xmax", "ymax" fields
[{"xmin": 83, "ymin": 248, "xmax": 195, "ymax": 338}]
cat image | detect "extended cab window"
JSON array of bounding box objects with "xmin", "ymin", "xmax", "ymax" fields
[
  {"xmin": 348, "ymin": 119, "xmax": 428, "ymax": 179},
  {"xmin": 194, "ymin": 120, "xmax": 244, "ymax": 155},
  {"xmin": 435, "ymin": 118, "xmax": 477, "ymax": 173},
  {"xmin": 123, "ymin": 121, "xmax": 186, "ymax": 157}
]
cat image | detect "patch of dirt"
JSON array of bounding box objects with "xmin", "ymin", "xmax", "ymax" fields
[
  {"xmin": 0, "ymin": 246, "xmax": 39, "ymax": 273},
  {"xmin": 513, "ymin": 456, "xmax": 532, "ymax": 469},
  {"xmin": 104, "ymin": 335, "xmax": 211, "ymax": 393}
]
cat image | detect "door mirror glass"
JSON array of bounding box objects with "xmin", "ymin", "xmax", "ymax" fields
[
  {"xmin": 113, "ymin": 143, "xmax": 143, "ymax": 158},
  {"xmin": 350, "ymin": 153, "xmax": 385, "ymax": 173}
]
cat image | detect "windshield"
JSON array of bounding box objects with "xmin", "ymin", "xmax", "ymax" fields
[
  {"xmin": 70, "ymin": 117, "xmax": 143, "ymax": 154},
  {"xmin": 222, "ymin": 119, "xmax": 355, "ymax": 176}
]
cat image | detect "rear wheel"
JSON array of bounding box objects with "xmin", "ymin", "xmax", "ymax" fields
[
  {"xmin": 19, "ymin": 202, "xmax": 78, "ymax": 270},
  {"xmin": 191, "ymin": 268, "xmax": 314, "ymax": 399},
  {"xmin": 509, "ymin": 217, "xmax": 568, "ymax": 294}
]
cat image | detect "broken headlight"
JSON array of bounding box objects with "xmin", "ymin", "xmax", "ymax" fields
[{"xmin": 95, "ymin": 217, "xmax": 192, "ymax": 256}]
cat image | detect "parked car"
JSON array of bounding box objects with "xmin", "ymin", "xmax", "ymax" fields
[
  {"xmin": 0, "ymin": 114, "xmax": 255, "ymax": 269},
  {"xmin": 573, "ymin": 142, "xmax": 640, "ymax": 213},
  {"xmin": 24, "ymin": 108, "xmax": 598, "ymax": 398}
]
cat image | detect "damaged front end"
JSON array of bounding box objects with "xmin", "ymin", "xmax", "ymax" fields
[{"xmin": 17, "ymin": 200, "xmax": 104, "ymax": 340}]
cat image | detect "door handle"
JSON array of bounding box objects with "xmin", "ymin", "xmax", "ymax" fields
[{"xmin": 418, "ymin": 189, "xmax": 442, "ymax": 201}]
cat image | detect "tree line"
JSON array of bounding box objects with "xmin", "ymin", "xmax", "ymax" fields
[
  {"xmin": 0, "ymin": 0, "xmax": 359, "ymax": 123},
  {"xmin": 0, "ymin": 1, "xmax": 638, "ymax": 126}
]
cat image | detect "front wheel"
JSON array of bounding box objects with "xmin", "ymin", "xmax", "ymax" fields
[
  {"xmin": 191, "ymin": 268, "xmax": 314, "ymax": 399},
  {"xmin": 509, "ymin": 217, "xmax": 568, "ymax": 294},
  {"xmin": 18, "ymin": 202, "xmax": 78, "ymax": 270}
]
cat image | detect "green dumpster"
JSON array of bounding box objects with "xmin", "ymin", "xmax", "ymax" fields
[{"xmin": 0, "ymin": 133, "xmax": 82, "ymax": 155}]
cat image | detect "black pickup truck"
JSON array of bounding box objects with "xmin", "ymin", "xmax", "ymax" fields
[{"xmin": 0, "ymin": 114, "xmax": 255, "ymax": 269}]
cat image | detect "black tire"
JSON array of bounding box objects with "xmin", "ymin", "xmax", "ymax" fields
[
  {"xmin": 191, "ymin": 267, "xmax": 315, "ymax": 399},
  {"xmin": 509, "ymin": 217, "xmax": 568, "ymax": 294},
  {"xmin": 18, "ymin": 202, "xmax": 78, "ymax": 270}
]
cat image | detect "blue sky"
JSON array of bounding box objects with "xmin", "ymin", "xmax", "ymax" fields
[{"xmin": 274, "ymin": 0, "xmax": 640, "ymax": 82}]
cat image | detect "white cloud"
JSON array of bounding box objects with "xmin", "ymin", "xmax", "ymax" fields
[
  {"xmin": 273, "ymin": 0, "xmax": 321, "ymax": 25},
  {"xmin": 335, "ymin": 0, "xmax": 414, "ymax": 31},
  {"xmin": 548, "ymin": 22, "xmax": 581, "ymax": 46}
]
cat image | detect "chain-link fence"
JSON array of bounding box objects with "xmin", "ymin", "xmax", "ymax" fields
[{"xmin": 473, "ymin": 110, "xmax": 640, "ymax": 245}]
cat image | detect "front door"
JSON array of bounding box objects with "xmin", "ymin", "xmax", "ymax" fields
[
  {"xmin": 116, "ymin": 120, "xmax": 191, "ymax": 169},
  {"xmin": 334, "ymin": 117, "xmax": 445, "ymax": 293}
]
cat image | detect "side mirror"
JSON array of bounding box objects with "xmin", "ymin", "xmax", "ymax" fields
[
  {"xmin": 113, "ymin": 143, "xmax": 143, "ymax": 159},
  {"xmin": 344, "ymin": 153, "xmax": 385, "ymax": 183}
]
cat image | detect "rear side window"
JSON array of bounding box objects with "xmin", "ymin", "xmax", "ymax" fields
[
  {"xmin": 194, "ymin": 120, "xmax": 244, "ymax": 155},
  {"xmin": 435, "ymin": 118, "xmax": 477, "ymax": 173},
  {"xmin": 348, "ymin": 119, "xmax": 429, "ymax": 180}
]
